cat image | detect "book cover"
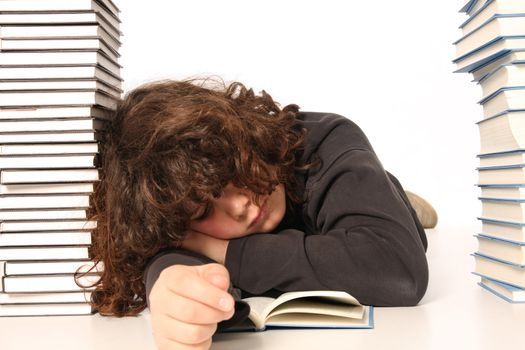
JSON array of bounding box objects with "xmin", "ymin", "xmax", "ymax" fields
[
  {"xmin": 3, "ymin": 259, "xmax": 100, "ymax": 276},
  {"xmin": 0, "ymin": 291, "xmax": 92, "ymax": 305}
]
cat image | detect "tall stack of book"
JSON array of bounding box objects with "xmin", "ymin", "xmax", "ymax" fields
[
  {"xmin": 454, "ymin": 0, "xmax": 525, "ymax": 304},
  {"xmin": 0, "ymin": 0, "xmax": 122, "ymax": 316}
]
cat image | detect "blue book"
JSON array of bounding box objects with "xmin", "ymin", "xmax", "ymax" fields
[
  {"xmin": 475, "ymin": 234, "xmax": 525, "ymax": 265},
  {"xmin": 473, "ymin": 253, "xmax": 525, "ymax": 289},
  {"xmin": 453, "ymin": 38, "xmax": 525, "ymax": 73},
  {"xmin": 475, "ymin": 274, "xmax": 525, "ymax": 303}
]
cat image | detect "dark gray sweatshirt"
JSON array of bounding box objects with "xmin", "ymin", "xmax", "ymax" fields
[{"xmin": 144, "ymin": 112, "xmax": 429, "ymax": 329}]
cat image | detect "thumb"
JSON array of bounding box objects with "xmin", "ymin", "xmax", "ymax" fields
[{"xmin": 199, "ymin": 263, "xmax": 231, "ymax": 291}]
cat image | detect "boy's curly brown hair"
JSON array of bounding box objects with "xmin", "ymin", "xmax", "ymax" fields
[{"xmin": 86, "ymin": 78, "xmax": 309, "ymax": 316}]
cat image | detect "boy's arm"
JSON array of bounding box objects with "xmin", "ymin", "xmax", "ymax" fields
[
  {"xmin": 144, "ymin": 249, "xmax": 250, "ymax": 330},
  {"xmin": 224, "ymin": 118, "xmax": 429, "ymax": 307}
]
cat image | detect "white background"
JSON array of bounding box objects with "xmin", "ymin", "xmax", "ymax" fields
[{"xmin": 116, "ymin": 0, "xmax": 481, "ymax": 226}]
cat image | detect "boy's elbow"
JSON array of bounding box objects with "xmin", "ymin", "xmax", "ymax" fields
[{"xmin": 386, "ymin": 258, "xmax": 429, "ymax": 306}]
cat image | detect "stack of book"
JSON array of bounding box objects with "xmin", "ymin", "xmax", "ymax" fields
[
  {"xmin": 454, "ymin": 0, "xmax": 525, "ymax": 304},
  {"xmin": 0, "ymin": 0, "xmax": 122, "ymax": 316}
]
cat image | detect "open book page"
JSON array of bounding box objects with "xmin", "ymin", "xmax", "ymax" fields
[
  {"xmin": 243, "ymin": 290, "xmax": 366, "ymax": 330},
  {"xmin": 265, "ymin": 306, "xmax": 371, "ymax": 328}
]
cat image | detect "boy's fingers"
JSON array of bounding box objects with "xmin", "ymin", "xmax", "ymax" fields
[
  {"xmin": 161, "ymin": 265, "xmax": 234, "ymax": 312},
  {"xmin": 151, "ymin": 288, "xmax": 234, "ymax": 324},
  {"xmin": 152, "ymin": 313, "xmax": 217, "ymax": 346},
  {"xmin": 198, "ymin": 264, "xmax": 230, "ymax": 291}
]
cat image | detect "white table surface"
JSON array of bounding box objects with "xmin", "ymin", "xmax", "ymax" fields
[{"xmin": 1, "ymin": 222, "xmax": 524, "ymax": 350}]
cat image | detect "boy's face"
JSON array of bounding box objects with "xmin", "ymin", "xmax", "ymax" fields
[{"xmin": 189, "ymin": 183, "xmax": 286, "ymax": 239}]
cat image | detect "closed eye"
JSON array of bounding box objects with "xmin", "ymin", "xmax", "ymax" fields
[{"xmin": 193, "ymin": 204, "xmax": 213, "ymax": 221}]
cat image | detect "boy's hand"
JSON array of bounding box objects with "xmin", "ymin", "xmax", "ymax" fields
[
  {"xmin": 181, "ymin": 231, "xmax": 229, "ymax": 265},
  {"xmin": 149, "ymin": 263, "xmax": 234, "ymax": 350}
]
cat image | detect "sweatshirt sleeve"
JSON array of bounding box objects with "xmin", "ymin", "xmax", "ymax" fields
[{"xmin": 224, "ymin": 118, "xmax": 429, "ymax": 307}]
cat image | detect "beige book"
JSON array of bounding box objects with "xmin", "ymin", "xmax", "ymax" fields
[
  {"xmin": 480, "ymin": 277, "xmax": 525, "ymax": 303},
  {"xmin": 481, "ymin": 219, "xmax": 525, "ymax": 243},
  {"xmin": 471, "ymin": 51, "xmax": 525, "ymax": 82},
  {"xmin": 478, "ymin": 111, "xmax": 525, "ymax": 154},
  {"xmin": 461, "ymin": 1, "xmax": 525, "ymax": 36},
  {"xmin": 474, "ymin": 253, "xmax": 525, "ymax": 288},
  {"xmin": 477, "ymin": 234, "xmax": 525, "ymax": 265},
  {"xmin": 477, "ymin": 164, "xmax": 525, "ymax": 184},
  {"xmin": 230, "ymin": 290, "xmax": 372, "ymax": 331},
  {"xmin": 481, "ymin": 199, "xmax": 525, "ymax": 223},
  {"xmin": 454, "ymin": 37, "xmax": 525, "ymax": 73},
  {"xmin": 455, "ymin": 16, "xmax": 525, "ymax": 59},
  {"xmin": 480, "ymin": 185, "xmax": 525, "ymax": 199},
  {"xmin": 0, "ymin": 231, "xmax": 92, "ymax": 247},
  {"xmin": 479, "ymin": 63, "xmax": 525, "ymax": 100},
  {"xmin": 480, "ymin": 89, "xmax": 525, "ymax": 119},
  {"xmin": 479, "ymin": 151, "xmax": 525, "ymax": 167}
]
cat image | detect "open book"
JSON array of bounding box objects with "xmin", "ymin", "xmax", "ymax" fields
[{"xmin": 230, "ymin": 290, "xmax": 373, "ymax": 332}]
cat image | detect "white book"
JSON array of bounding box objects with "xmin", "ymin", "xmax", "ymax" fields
[
  {"xmin": 479, "ymin": 88, "xmax": 525, "ymax": 119},
  {"xmin": 0, "ymin": 155, "xmax": 96, "ymax": 169},
  {"xmin": 481, "ymin": 218, "xmax": 525, "ymax": 242},
  {"xmin": 0, "ymin": 231, "xmax": 92, "ymax": 246},
  {"xmin": 0, "ymin": 0, "xmax": 119, "ymax": 14},
  {"xmin": 0, "ymin": 131, "xmax": 98, "ymax": 144},
  {"xmin": 1, "ymin": 169, "xmax": 99, "ymax": 184},
  {"xmin": 3, "ymin": 259, "xmax": 100, "ymax": 276},
  {"xmin": 454, "ymin": 16, "xmax": 525, "ymax": 59},
  {"xmin": 453, "ymin": 37, "xmax": 525, "ymax": 73},
  {"xmin": 479, "ymin": 276, "xmax": 525, "ymax": 303},
  {"xmin": 0, "ymin": 246, "xmax": 90, "ymax": 261},
  {"xmin": 478, "ymin": 111, "xmax": 525, "ymax": 154},
  {"xmin": 479, "ymin": 62, "xmax": 525, "ymax": 100},
  {"xmin": 0, "ymin": 117, "xmax": 105, "ymax": 133},
  {"xmin": 0, "ymin": 209, "xmax": 87, "ymax": 221},
  {"xmin": 461, "ymin": 1, "xmax": 525, "ymax": 36},
  {"xmin": 0, "ymin": 10, "xmax": 119, "ymax": 30},
  {"xmin": 0, "ymin": 0, "xmax": 121, "ymax": 26},
  {"xmin": 0, "ymin": 194, "xmax": 90, "ymax": 209},
  {"xmin": 478, "ymin": 164, "xmax": 525, "ymax": 185},
  {"xmin": 479, "ymin": 184, "xmax": 525, "ymax": 200},
  {"xmin": 0, "ymin": 291, "xmax": 92, "ymax": 304},
  {"xmin": 0, "ymin": 303, "xmax": 93, "ymax": 316},
  {"xmin": 479, "ymin": 150, "xmax": 525, "ymax": 167},
  {"xmin": 0, "ymin": 25, "xmax": 120, "ymax": 49},
  {"xmin": 0, "ymin": 220, "xmax": 96, "ymax": 233},
  {"xmin": 477, "ymin": 234, "xmax": 525, "ymax": 265},
  {"xmin": 0, "ymin": 90, "xmax": 118, "ymax": 109},
  {"xmin": 0, "ymin": 80, "xmax": 122, "ymax": 97},
  {"xmin": 2, "ymin": 273, "xmax": 99, "ymax": 293},
  {"xmin": 0, "ymin": 51, "xmax": 120, "ymax": 76},
  {"xmin": 0, "ymin": 38, "xmax": 120, "ymax": 62},
  {"xmin": 0, "ymin": 66, "xmax": 122, "ymax": 88},
  {"xmin": 474, "ymin": 253, "xmax": 525, "ymax": 288},
  {"xmin": 481, "ymin": 198, "xmax": 525, "ymax": 223},
  {"xmin": 471, "ymin": 50, "xmax": 525, "ymax": 82},
  {"xmin": 0, "ymin": 143, "xmax": 98, "ymax": 156},
  {"xmin": 0, "ymin": 105, "xmax": 112, "ymax": 120},
  {"xmin": 0, "ymin": 183, "xmax": 94, "ymax": 195}
]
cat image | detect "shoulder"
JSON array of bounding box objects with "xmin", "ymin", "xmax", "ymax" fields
[{"xmin": 296, "ymin": 111, "xmax": 375, "ymax": 161}]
